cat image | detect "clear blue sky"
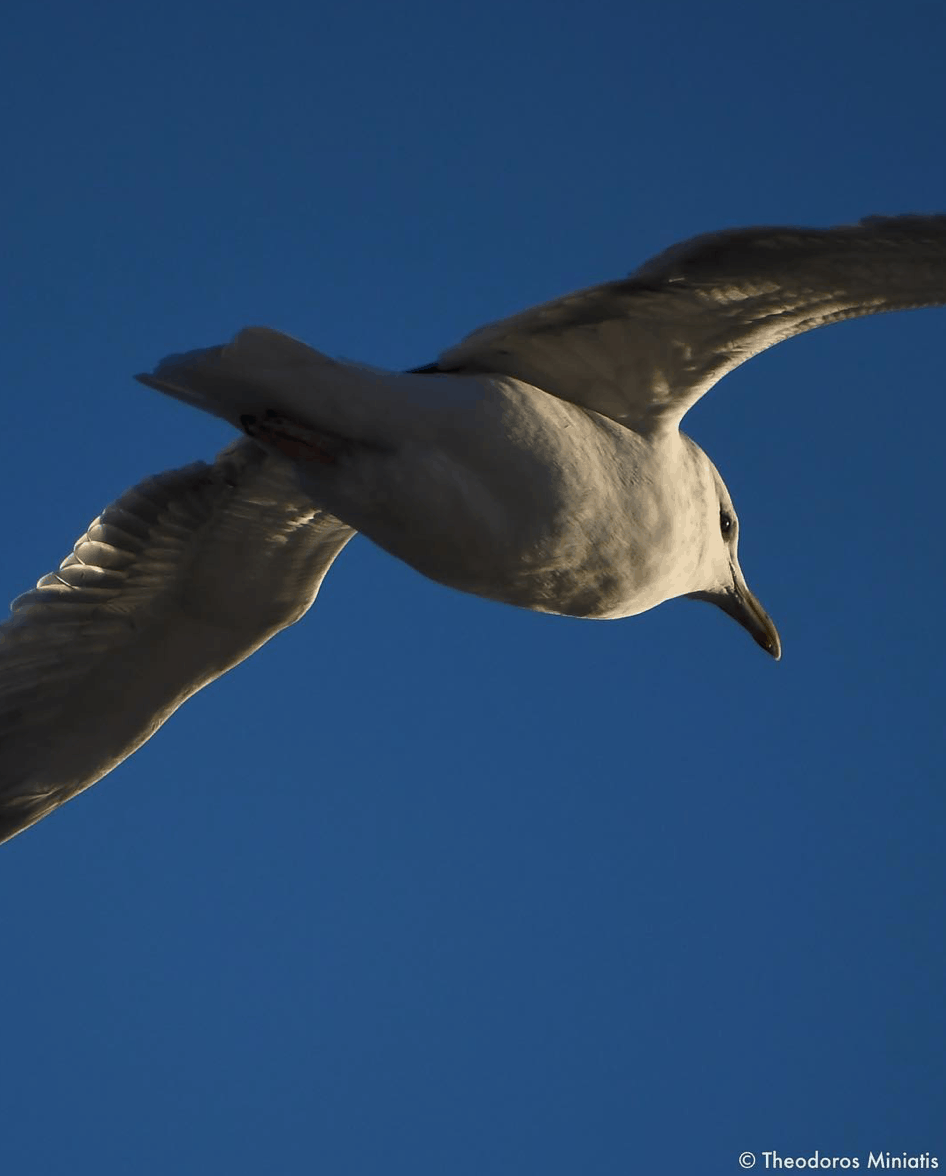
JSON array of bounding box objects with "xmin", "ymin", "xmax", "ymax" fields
[{"xmin": 2, "ymin": 3, "xmax": 943, "ymax": 1173}]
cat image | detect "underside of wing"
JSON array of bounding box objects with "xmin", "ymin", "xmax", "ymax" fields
[
  {"xmin": 0, "ymin": 439, "xmax": 355, "ymax": 844},
  {"xmin": 432, "ymin": 214, "xmax": 946, "ymax": 428}
]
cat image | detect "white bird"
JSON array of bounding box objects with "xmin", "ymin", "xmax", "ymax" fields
[{"xmin": 2, "ymin": 215, "xmax": 944, "ymax": 844}]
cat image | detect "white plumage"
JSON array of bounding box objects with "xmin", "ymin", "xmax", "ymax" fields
[{"xmin": 2, "ymin": 214, "xmax": 944, "ymax": 843}]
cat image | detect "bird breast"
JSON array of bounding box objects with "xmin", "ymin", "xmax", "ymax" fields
[{"xmin": 308, "ymin": 374, "xmax": 700, "ymax": 621}]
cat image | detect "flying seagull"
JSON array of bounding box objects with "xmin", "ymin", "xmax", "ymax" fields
[{"xmin": 2, "ymin": 215, "xmax": 944, "ymax": 844}]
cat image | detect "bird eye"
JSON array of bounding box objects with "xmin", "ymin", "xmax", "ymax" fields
[{"xmin": 719, "ymin": 510, "xmax": 735, "ymax": 539}]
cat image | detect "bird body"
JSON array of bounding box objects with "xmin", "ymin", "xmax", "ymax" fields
[
  {"xmin": 150, "ymin": 347, "xmax": 729, "ymax": 622},
  {"xmin": 2, "ymin": 214, "xmax": 945, "ymax": 843}
]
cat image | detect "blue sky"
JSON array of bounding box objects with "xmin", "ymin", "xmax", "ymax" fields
[{"xmin": 2, "ymin": 2, "xmax": 944, "ymax": 1173}]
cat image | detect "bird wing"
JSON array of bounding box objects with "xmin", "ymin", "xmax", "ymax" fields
[
  {"xmin": 432, "ymin": 214, "xmax": 946, "ymax": 429},
  {"xmin": 0, "ymin": 439, "xmax": 355, "ymax": 844}
]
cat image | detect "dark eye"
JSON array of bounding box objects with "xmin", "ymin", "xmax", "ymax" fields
[{"xmin": 719, "ymin": 510, "xmax": 735, "ymax": 539}]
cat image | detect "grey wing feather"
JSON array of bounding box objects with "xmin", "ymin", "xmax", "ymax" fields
[
  {"xmin": 435, "ymin": 214, "xmax": 946, "ymax": 427},
  {"xmin": 0, "ymin": 439, "xmax": 354, "ymax": 844}
]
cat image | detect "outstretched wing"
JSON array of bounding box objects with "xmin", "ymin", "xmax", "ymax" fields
[
  {"xmin": 432, "ymin": 214, "xmax": 946, "ymax": 428},
  {"xmin": 0, "ymin": 439, "xmax": 355, "ymax": 844}
]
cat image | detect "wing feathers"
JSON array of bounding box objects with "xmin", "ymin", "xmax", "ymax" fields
[
  {"xmin": 436, "ymin": 214, "xmax": 946, "ymax": 427},
  {"xmin": 0, "ymin": 440, "xmax": 354, "ymax": 844}
]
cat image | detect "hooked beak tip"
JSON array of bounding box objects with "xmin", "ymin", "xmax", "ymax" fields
[{"xmin": 689, "ymin": 579, "xmax": 781, "ymax": 660}]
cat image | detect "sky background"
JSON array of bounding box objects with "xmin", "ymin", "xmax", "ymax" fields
[{"xmin": 2, "ymin": 2, "xmax": 944, "ymax": 1173}]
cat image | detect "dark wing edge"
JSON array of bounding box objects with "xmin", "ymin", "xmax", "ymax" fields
[
  {"xmin": 432, "ymin": 213, "xmax": 946, "ymax": 426},
  {"xmin": 0, "ymin": 439, "xmax": 355, "ymax": 845}
]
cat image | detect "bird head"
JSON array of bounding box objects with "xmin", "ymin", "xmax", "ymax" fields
[{"xmin": 684, "ymin": 457, "xmax": 781, "ymax": 659}]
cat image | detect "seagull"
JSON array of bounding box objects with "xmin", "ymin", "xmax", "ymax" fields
[{"xmin": 2, "ymin": 215, "xmax": 944, "ymax": 844}]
